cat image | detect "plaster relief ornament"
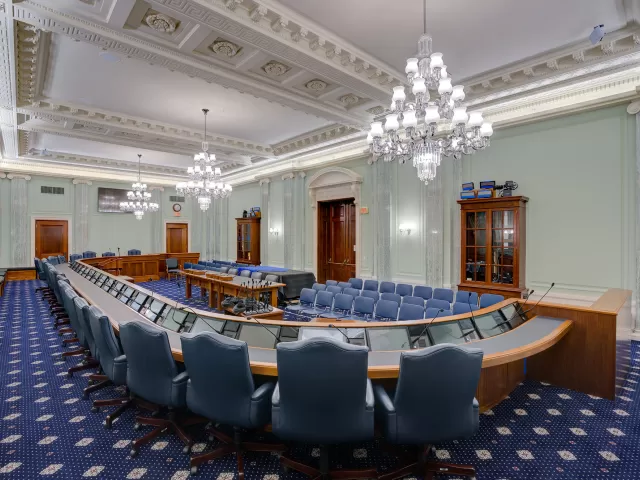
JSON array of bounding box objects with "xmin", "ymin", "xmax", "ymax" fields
[
  {"xmin": 305, "ymin": 79, "xmax": 327, "ymax": 92},
  {"xmin": 145, "ymin": 12, "xmax": 177, "ymax": 33}
]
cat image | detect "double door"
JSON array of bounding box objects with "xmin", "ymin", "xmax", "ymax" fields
[{"xmin": 318, "ymin": 199, "xmax": 356, "ymax": 283}]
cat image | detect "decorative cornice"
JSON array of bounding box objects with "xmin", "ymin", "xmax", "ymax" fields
[
  {"xmin": 7, "ymin": 173, "xmax": 31, "ymax": 180},
  {"xmin": 15, "ymin": 21, "xmax": 49, "ymax": 107},
  {"xmin": 148, "ymin": 186, "xmax": 165, "ymax": 191},
  {"xmin": 281, "ymin": 172, "xmax": 295, "ymax": 180},
  {"xmin": 271, "ymin": 124, "xmax": 361, "ymax": 156},
  {"xmin": 72, "ymin": 179, "xmax": 92, "ymax": 185},
  {"xmin": 258, "ymin": 178, "xmax": 271, "ymax": 186}
]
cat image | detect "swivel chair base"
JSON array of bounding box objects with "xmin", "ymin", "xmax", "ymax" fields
[
  {"xmin": 190, "ymin": 426, "xmax": 286, "ymax": 478},
  {"xmin": 379, "ymin": 445, "xmax": 476, "ymax": 480},
  {"xmin": 92, "ymin": 393, "xmax": 160, "ymax": 429},
  {"xmin": 130, "ymin": 408, "xmax": 206, "ymax": 457},
  {"xmin": 280, "ymin": 445, "xmax": 377, "ymax": 480}
]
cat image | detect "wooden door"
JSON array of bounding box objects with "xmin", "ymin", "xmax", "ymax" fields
[
  {"xmin": 317, "ymin": 199, "xmax": 356, "ymax": 283},
  {"xmin": 35, "ymin": 220, "xmax": 68, "ymax": 260},
  {"xmin": 166, "ymin": 223, "xmax": 188, "ymax": 253}
]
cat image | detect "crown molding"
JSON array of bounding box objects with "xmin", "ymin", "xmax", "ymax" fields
[
  {"xmin": 0, "ymin": 5, "xmax": 17, "ymax": 159},
  {"xmin": 148, "ymin": 186, "xmax": 165, "ymax": 191},
  {"xmin": 72, "ymin": 178, "xmax": 92, "ymax": 185},
  {"xmin": 7, "ymin": 173, "xmax": 31, "ymax": 180}
]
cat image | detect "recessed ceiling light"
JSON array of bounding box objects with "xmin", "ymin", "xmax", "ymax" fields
[{"xmin": 99, "ymin": 51, "xmax": 121, "ymax": 63}]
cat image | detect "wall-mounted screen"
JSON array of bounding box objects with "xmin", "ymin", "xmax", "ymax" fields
[{"xmin": 98, "ymin": 187, "xmax": 130, "ymax": 213}]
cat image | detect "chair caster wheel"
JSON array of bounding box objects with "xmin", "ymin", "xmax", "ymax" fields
[
  {"xmin": 134, "ymin": 423, "xmax": 141, "ymax": 431},
  {"xmin": 83, "ymin": 392, "xmax": 89, "ymax": 399},
  {"xmin": 150, "ymin": 410, "xmax": 159, "ymax": 417},
  {"xmin": 183, "ymin": 444, "xmax": 191, "ymax": 454},
  {"xmin": 130, "ymin": 449, "xmax": 138, "ymax": 458},
  {"xmin": 87, "ymin": 380, "xmax": 94, "ymax": 386},
  {"xmin": 67, "ymin": 372, "xmax": 73, "ymax": 378},
  {"xmin": 59, "ymin": 355, "xmax": 64, "ymax": 361},
  {"xmin": 208, "ymin": 435, "xmax": 214, "ymax": 442},
  {"xmin": 105, "ymin": 418, "xmax": 112, "ymax": 429},
  {"xmin": 282, "ymin": 465, "xmax": 290, "ymax": 473},
  {"xmin": 190, "ymin": 466, "xmax": 198, "ymax": 475},
  {"xmin": 91, "ymin": 406, "xmax": 99, "ymax": 413}
]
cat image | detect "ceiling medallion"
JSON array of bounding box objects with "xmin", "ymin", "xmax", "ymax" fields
[
  {"xmin": 210, "ymin": 38, "xmax": 242, "ymax": 58},
  {"xmin": 339, "ymin": 93, "xmax": 360, "ymax": 107},
  {"xmin": 261, "ymin": 61, "xmax": 291, "ymax": 77},
  {"xmin": 144, "ymin": 12, "xmax": 178, "ymax": 33},
  {"xmin": 305, "ymin": 79, "xmax": 327, "ymax": 92}
]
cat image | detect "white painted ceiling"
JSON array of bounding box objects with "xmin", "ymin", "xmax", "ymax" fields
[
  {"xmin": 277, "ymin": 0, "xmax": 628, "ymax": 80},
  {"xmin": 44, "ymin": 36, "xmax": 333, "ymax": 145}
]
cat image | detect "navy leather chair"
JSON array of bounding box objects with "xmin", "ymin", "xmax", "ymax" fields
[
  {"xmin": 69, "ymin": 253, "xmax": 83, "ymax": 262},
  {"xmin": 326, "ymin": 280, "xmax": 339, "ymax": 287},
  {"xmin": 301, "ymin": 291, "xmax": 334, "ymax": 317},
  {"xmin": 166, "ymin": 258, "xmax": 180, "ymax": 281},
  {"xmin": 181, "ymin": 332, "xmax": 285, "ymax": 476},
  {"xmin": 220, "ymin": 266, "xmax": 230, "ymax": 273},
  {"xmin": 456, "ymin": 291, "xmax": 479, "ymax": 306},
  {"xmin": 240, "ymin": 270, "xmax": 251, "ymax": 278},
  {"xmin": 127, "ymin": 249, "xmax": 141, "ymax": 255},
  {"xmin": 228, "ymin": 268, "xmax": 239, "ymax": 276},
  {"xmin": 57, "ymin": 255, "xmax": 66, "ymax": 264},
  {"xmin": 59, "ymin": 284, "xmax": 89, "ymax": 364},
  {"xmin": 265, "ymin": 274, "xmax": 279, "ymax": 283},
  {"xmin": 453, "ymin": 302, "xmax": 479, "ymax": 315},
  {"xmin": 480, "ymin": 294, "xmax": 505, "ymax": 308},
  {"xmin": 363, "ymin": 279, "xmax": 378, "ymax": 292},
  {"xmin": 381, "ymin": 292, "xmax": 401, "ymax": 306},
  {"xmin": 374, "ymin": 344, "xmax": 483, "ymax": 480},
  {"xmin": 403, "ymin": 296, "xmax": 425, "ymax": 307},
  {"xmin": 414, "ymin": 285, "xmax": 433, "ymax": 301},
  {"xmin": 47, "ymin": 255, "xmax": 60, "ymax": 265},
  {"xmin": 433, "ymin": 287, "xmax": 454, "ymax": 304},
  {"xmin": 379, "ymin": 281, "xmax": 396, "ymax": 294},
  {"xmin": 65, "ymin": 295, "xmax": 100, "ymax": 379},
  {"xmin": 272, "ymin": 338, "xmax": 376, "ymax": 479},
  {"xmin": 348, "ymin": 277, "xmax": 364, "ymax": 290},
  {"xmin": 398, "ymin": 303, "xmax": 425, "ymax": 321},
  {"xmin": 119, "ymin": 321, "xmax": 199, "ymax": 457},
  {"xmin": 102, "ymin": 252, "xmax": 115, "ymax": 257},
  {"xmin": 374, "ymin": 299, "xmax": 399, "ymax": 321},
  {"xmin": 426, "ymin": 298, "xmax": 450, "ymax": 310},
  {"xmin": 82, "ymin": 251, "xmax": 97, "ymax": 258},
  {"xmin": 87, "ymin": 306, "xmax": 132, "ymax": 428},
  {"xmin": 395, "ymin": 283, "xmax": 413, "ymax": 297}
]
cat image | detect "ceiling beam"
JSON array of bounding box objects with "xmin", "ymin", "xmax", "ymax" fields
[{"xmin": 106, "ymin": 0, "xmax": 137, "ymax": 29}]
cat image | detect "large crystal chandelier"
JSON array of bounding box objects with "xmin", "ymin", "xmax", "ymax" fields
[
  {"xmin": 367, "ymin": 0, "xmax": 494, "ymax": 185},
  {"xmin": 176, "ymin": 108, "xmax": 232, "ymax": 211},
  {"xmin": 120, "ymin": 154, "xmax": 159, "ymax": 220}
]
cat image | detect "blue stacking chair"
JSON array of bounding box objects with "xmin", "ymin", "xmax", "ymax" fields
[
  {"xmin": 396, "ymin": 283, "xmax": 413, "ymax": 297},
  {"xmin": 453, "ymin": 302, "xmax": 479, "ymax": 315},
  {"xmin": 374, "ymin": 299, "xmax": 399, "ymax": 321},
  {"xmin": 69, "ymin": 253, "xmax": 82, "ymax": 262},
  {"xmin": 272, "ymin": 338, "xmax": 375, "ymax": 479},
  {"xmin": 228, "ymin": 268, "xmax": 238, "ymax": 276},
  {"xmin": 181, "ymin": 332, "xmax": 284, "ymax": 476},
  {"xmin": 403, "ymin": 296, "xmax": 425, "ymax": 307},
  {"xmin": 398, "ymin": 303, "xmax": 425, "ymax": 321},
  {"xmin": 480, "ymin": 294, "xmax": 505, "ymax": 308},
  {"xmin": 127, "ymin": 249, "xmax": 141, "ymax": 255},
  {"xmin": 379, "ymin": 281, "xmax": 396, "ymax": 294},
  {"xmin": 456, "ymin": 291, "xmax": 479, "ymax": 306},
  {"xmin": 184, "ymin": 262, "xmax": 193, "ymax": 269},
  {"xmin": 47, "ymin": 255, "xmax": 60, "ymax": 265},
  {"xmin": 343, "ymin": 287, "xmax": 361, "ymax": 299},
  {"xmin": 287, "ymin": 289, "xmax": 317, "ymax": 313},
  {"xmin": 361, "ymin": 290, "xmax": 380, "ymax": 304},
  {"xmin": 381, "ymin": 292, "xmax": 401, "ymax": 306},
  {"xmin": 341, "ymin": 296, "xmax": 375, "ymax": 320},
  {"xmin": 433, "ymin": 288, "xmax": 454, "ymax": 304},
  {"xmin": 312, "ymin": 283, "xmax": 327, "ymax": 292},
  {"xmin": 82, "ymin": 251, "xmax": 96, "ymax": 258},
  {"xmin": 426, "ymin": 298, "xmax": 450, "ymax": 310},
  {"xmin": 318, "ymin": 293, "xmax": 354, "ymax": 319},
  {"xmin": 326, "ymin": 280, "xmax": 338, "ymax": 287},
  {"xmin": 373, "ymin": 344, "xmax": 483, "ymax": 480},
  {"xmin": 326, "ymin": 285, "xmax": 343, "ymax": 295},
  {"xmin": 425, "ymin": 307, "xmax": 452, "ymax": 318},
  {"xmin": 301, "ymin": 291, "xmax": 335, "ymax": 317},
  {"xmin": 337, "ymin": 281, "xmax": 352, "ymax": 291},
  {"xmin": 363, "ymin": 280, "xmax": 378, "ymax": 292},
  {"xmin": 102, "ymin": 252, "xmax": 115, "ymax": 257},
  {"xmin": 414, "ymin": 285, "xmax": 433, "ymax": 301},
  {"xmin": 251, "ymin": 272, "xmax": 263, "ymax": 280},
  {"xmin": 220, "ymin": 266, "xmax": 229, "ymax": 273},
  {"xmin": 348, "ymin": 278, "xmax": 364, "ymax": 290}
]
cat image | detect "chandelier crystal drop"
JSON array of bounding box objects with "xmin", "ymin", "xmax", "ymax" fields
[
  {"xmin": 176, "ymin": 108, "xmax": 232, "ymax": 211},
  {"xmin": 368, "ymin": 0, "xmax": 493, "ymax": 185},
  {"xmin": 119, "ymin": 154, "xmax": 159, "ymax": 220}
]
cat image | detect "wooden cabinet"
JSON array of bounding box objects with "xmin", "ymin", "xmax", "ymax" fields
[
  {"xmin": 236, "ymin": 217, "xmax": 261, "ymax": 265},
  {"xmin": 458, "ymin": 196, "xmax": 528, "ymax": 299}
]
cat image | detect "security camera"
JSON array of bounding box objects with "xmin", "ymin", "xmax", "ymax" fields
[{"xmin": 590, "ymin": 25, "xmax": 605, "ymax": 45}]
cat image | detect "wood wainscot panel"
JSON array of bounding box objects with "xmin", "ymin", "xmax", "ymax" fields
[{"xmin": 6, "ymin": 269, "xmax": 37, "ymax": 281}]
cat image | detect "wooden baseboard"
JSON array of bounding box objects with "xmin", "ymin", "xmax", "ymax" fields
[{"xmin": 6, "ymin": 270, "xmax": 36, "ymax": 281}]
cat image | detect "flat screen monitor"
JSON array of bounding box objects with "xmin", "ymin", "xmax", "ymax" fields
[
  {"xmin": 238, "ymin": 324, "xmax": 279, "ymax": 349},
  {"xmin": 278, "ymin": 326, "xmax": 300, "ymax": 342},
  {"xmin": 408, "ymin": 324, "xmax": 432, "ymax": 349},
  {"xmin": 501, "ymin": 303, "xmax": 523, "ymax": 328},
  {"xmin": 128, "ymin": 292, "xmax": 148, "ymax": 312},
  {"xmin": 298, "ymin": 327, "xmax": 347, "ymax": 343},
  {"xmin": 144, "ymin": 299, "xmax": 165, "ymax": 321},
  {"xmin": 109, "ymin": 282, "xmax": 123, "ymax": 297},
  {"xmin": 98, "ymin": 187, "xmax": 131, "ymax": 213},
  {"xmin": 473, "ymin": 311, "xmax": 509, "ymax": 338},
  {"xmin": 189, "ymin": 317, "xmax": 225, "ymax": 334},
  {"xmin": 158, "ymin": 309, "xmax": 192, "ymax": 332},
  {"xmin": 118, "ymin": 286, "xmax": 135, "ymax": 303},
  {"xmin": 101, "ymin": 279, "xmax": 114, "ymax": 291},
  {"xmin": 367, "ymin": 328, "xmax": 411, "ymax": 351},
  {"xmin": 428, "ymin": 321, "xmax": 467, "ymax": 345},
  {"xmin": 458, "ymin": 318, "xmax": 480, "ymax": 341}
]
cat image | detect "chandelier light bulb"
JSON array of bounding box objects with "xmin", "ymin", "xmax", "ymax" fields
[
  {"xmin": 451, "ymin": 85, "xmax": 465, "ymax": 102},
  {"xmin": 214, "ymin": 167, "xmax": 222, "ymax": 176},
  {"xmin": 412, "ymin": 77, "xmax": 427, "ymax": 95},
  {"xmin": 402, "ymin": 110, "xmax": 418, "ymax": 129},
  {"xmin": 430, "ymin": 52, "xmax": 444, "ymax": 69},
  {"xmin": 405, "ymin": 58, "xmax": 419, "ymax": 75},
  {"xmin": 452, "ymin": 107, "xmax": 468, "ymax": 125},
  {"xmin": 481, "ymin": 122, "xmax": 494, "ymax": 137},
  {"xmin": 384, "ymin": 114, "xmax": 400, "ymax": 131},
  {"xmin": 438, "ymin": 77, "xmax": 453, "ymax": 95},
  {"xmin": 440, "ymin": 66, "xmax": 448, "ymax": 79},
  {"xmin": 392, "ymin": 86, "xmax": 406, "ymax": 102},
  {"xmin": 468, "ymin": 111, "xmax": 484, "ymax": 128},
  {"xmin": 425, "ymin": 105, "xmax": 441, "ymax": 124},
  {"xmin": 366, "ymin": 132, "xmax": 373, "ymax": 144},
  {"xmin": 370, "ymin": 122, "xmax": 384, "ymax": 137}
]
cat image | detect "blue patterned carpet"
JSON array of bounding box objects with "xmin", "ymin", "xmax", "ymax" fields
[{"xmin": 1, "ymin": 279, "xmax": 640, "ymax": 479}]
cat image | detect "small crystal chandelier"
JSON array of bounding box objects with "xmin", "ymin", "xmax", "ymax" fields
[
  {"xmin": 367, "ymin": 0, "xmax": 494, "ymax": 185},
  {"xmin": 176, "ymin": 108, "xmax": 232, "ymax": 211},
  {"xmin": 119, "ymin": 154, "xmax": 159, "ymax": 220}
]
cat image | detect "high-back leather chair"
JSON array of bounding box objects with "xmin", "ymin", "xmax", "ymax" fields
[
  {"xmin": 82, "ymin": 251, "xmax": 97, "ymax": 258},
  {"xmin": 69, "ymin": 254, "xmax": 83, "ymax": 262},
  {"xmin": 47, "ymin": 255, "xmax": 60, "ymax": 265},
  {"xmin": 57, "ymin": 255, "xmax": 66, "ymax": 264},
  {"xmin": 181, "ymin": 332, "xmax": 284, "ymax": 476},
  {"xmin": 374, "ymin": 344, "xmax": 483, "ymax": 479},
  {"xmin": 102, "ymin": 252, "xmax": 115, "ymax": 257},
  {"xmin": 127, "ymin": 249, "xmax": 141, "ymax": 255},
  {"xmin": 119, "ymin": 321, "xmax": 198, "ymax": 456},
  {"xmin": 272, "ymin": 337, "xmax": 375, "ymax": 479}
]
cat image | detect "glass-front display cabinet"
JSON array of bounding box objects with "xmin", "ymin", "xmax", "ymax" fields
[
  {"xmin": 236, "ymin": 217, "xmax": 261, "ymax": 265},
  {"xmin": 458, "ymin": 196, "xmax": 528, "ymax": 299}
]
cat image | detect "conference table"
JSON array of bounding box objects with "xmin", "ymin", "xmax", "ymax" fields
[
  {"xmin": 81, "ymin": 253, "xmax": 200, "ymax": 282},
  {"xmin": 59, "ymin": 260, "xmax": 632, "ymax": 412}
]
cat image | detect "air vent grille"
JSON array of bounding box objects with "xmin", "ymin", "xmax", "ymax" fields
[
  {"xmin": 41, "ymin": 186, "xmax": 65, "ymax": 195},
  {"xmin": 169, "ymin": 195, "xmax": 185, "ymax": 203}
]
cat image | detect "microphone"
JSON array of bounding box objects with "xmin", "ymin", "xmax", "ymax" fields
[
  {"xmin": 454, "ymin": 329, "xmax": 478, "ymax": 339},
  {"xmin": 328, "ymin": 323, "xmax": 350, "ymax": 343},
  {"xmin": 461, "ymin": 295, "xmax": 479, "ymax": 339},
  {"xmin": 491, "ymin": 283, "xmax": 554, "ymax": 330},
  {"xmin": 410, "ymin": 309, "xmax": 444, "ymax": 348},
  {"xmin": 508, "ymin": 288, "xmax": 534, "ymax": 322},
  {"xmin": 117, "ymin": 247, "xmax": 120, "ymax": 256},
  {"xmin": 246, "ymin": 316, "xmax": 280, "ymax": 342}
]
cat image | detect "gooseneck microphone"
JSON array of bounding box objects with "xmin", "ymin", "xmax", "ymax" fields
[
  {"xmin": 328, "ymin": 323, "xmax": 350, "ymax": 343},
  {"xmin": 519, "ymin": 282, "xmax": 555, "ymax": 317},
  {"xmin": 491, "ymin": 283, "xmax": 554, "ymax": 330},
  {"xmin": 411, "ymin": 309, "xmax": 444, "ymax": 348},
  {"xmin": 246, "ymin": 316, "xmax": 280, "ymax": 342}
]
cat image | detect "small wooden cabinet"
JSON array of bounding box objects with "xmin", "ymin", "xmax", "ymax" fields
[
  {"xmin": 236, "ymin": 217, "xmax": 261, "ymax": 265},
  {"xmin": 458, "ymin": 196, "xmax": 528, "ymax": 299}
]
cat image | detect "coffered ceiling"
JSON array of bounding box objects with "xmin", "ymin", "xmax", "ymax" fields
[{"xmin": 1, "ymin": 0, "xmax": 640, "ymax": 186}]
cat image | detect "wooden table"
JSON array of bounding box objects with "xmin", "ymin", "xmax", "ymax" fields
[{"xmin": 82, "ymin": 253, "xmax": 200, "ymax": 282}]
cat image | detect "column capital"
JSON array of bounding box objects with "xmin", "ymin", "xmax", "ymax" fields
[
  {"xmin": 148, "ymin": 186, "xmax": 164, "ymax": 191},
  {"xmin": 7, "ymin": 174, "xmax": 31, "ymax": 180},
  {"xmin": 0, "ymin": 173, "xmax": 6, "ymax": 178},
  {"xmin": 627, "ymin": 100, "xmax": 640, "ymax": 115},
  {"xmin": 281, "ymin": 173, "xmax": 295, "ymax": 180},
  {"xmin": 72, "ymin": 179, "xmax": 93, "ymax": 185},
  {"xmin": 298, "ymin": 171, "xmax": 306, "ymax": 179},
  {"xmin": 259, "ymin": 178, "xmax": 271, "ymax": 186}
]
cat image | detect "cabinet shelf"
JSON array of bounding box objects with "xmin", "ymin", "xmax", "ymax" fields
[{"xmin": 236, "ymin": 217, "xmax": 261, "ymax": 266}]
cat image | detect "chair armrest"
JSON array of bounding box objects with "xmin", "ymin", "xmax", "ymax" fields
[
  {"xmin": 473, "ymin": 397, "xmax": 479, "ymax": 410},
  {"xmin": 251, "ymin": 381, "xmax": 275, "ymax": 402},
  {"xmin": 171, "ymin": 371, "xmax": 189, "ymax": 407},
  {"xmin": 172, "ymin": 371, "xmax": 189, "ymax": 386},
  {"xmin": 373, "ymin": 384, "xmax": 395, "ymax": 414},
  {"xmin": 271, "ymin": 382, "xmax": 280, "ymax": 407},
  {"xmin": 366, "ymin": 379, "xmax": 375, "ymax": 410},
  {"xmin": 114, "ymin": 355, "xmax": 127, "ymax": 365},
  {"xmin": 112, "ymin": 355, "xmax": 127, "ymax": 385}
]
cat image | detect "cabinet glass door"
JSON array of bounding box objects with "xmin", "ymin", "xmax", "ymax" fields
[
  {"xmin": 464, "ymin": 211, "xmax": 487, "ymax": 282},
  {"xmin": 490, "ymin": 210, "xmax": 515, "ymax": 285}
]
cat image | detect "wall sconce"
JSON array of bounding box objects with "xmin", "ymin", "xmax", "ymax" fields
[
  {"xmin": 269, "ymin": 227, "xmax": 279, "ymax": 236},
  {"xmin": 399, "ymin": 224, "xmax": 414, "ymax": 236}
]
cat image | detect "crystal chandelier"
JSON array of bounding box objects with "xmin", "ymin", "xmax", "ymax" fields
[
  {"xmin": 176, "ymin": 108, "xmax": 232, "ymax": 211},
  {"xmin": 367, "ymin": 0, "xmax": 494, "ymax": 185},
  {"xmin": 120, "ymin": 154, "xmax": 159, "ymax": 220}
]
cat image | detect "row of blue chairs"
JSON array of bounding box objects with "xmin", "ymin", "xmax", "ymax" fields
[{"xmin": 68, "ymin": 250, "xmax": 142, "ymax": 262}]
